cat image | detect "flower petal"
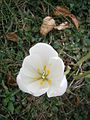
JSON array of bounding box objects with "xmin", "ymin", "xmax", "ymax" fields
[
  {"xmin": 48, "ymin": 57, "xmax": 65, "ymax": 81},
  {"xmin": 17, "ymin": 71, "xmax": 49, "ymax": 96},
  {"xmin": 22, "ymin": 54, "xmax": 43, "ymax": 77},
  {"xmin": 27, "ymin": 80, "xmax": 49, "ymax": 97},
  {"xmin": 17, "ymin": 68, "xmax": 42, "ymax": 94},
  {"xmin": 47, "ymin": 76, "xmax": 67, "ymax": 97},
  {"xmin": 29, "ymin": 43, "xmax": 58, "ymax": 65},
  {"xmin": 17, "ymin": 72, "xmax": 28, "ymax": 92},
  {"xmin": 20, "ymin": 68, "xmax": 34, "ymax": 84}
]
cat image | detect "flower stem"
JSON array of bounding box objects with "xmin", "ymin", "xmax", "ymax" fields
[
  {"xmin": 74, "ymin": 53, "xmax": 90, "ymax": 67},
  {"xmin": 73, "ymin": 70, "xmax": 90, "ymax": 80}
]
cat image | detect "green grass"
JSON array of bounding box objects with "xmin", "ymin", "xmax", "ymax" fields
[{"xmin": 0, "ymin": 0, "xmax": 90, "ymax": 120}]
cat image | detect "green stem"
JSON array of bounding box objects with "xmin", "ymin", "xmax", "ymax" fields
[
  {"xmin": 74, "ymin": 70, "xmax": 90, "ymax": 80},
  {"xmin": 64, "ymin": 66, "xmax": 71, "ymax": 75},
  {"xmin": 2, "ymin": 80, "xmax": 8, "ymax": 90},
  {"xmin": 75, "ymin": 53, "xmax": 90, "ymax": 67}
]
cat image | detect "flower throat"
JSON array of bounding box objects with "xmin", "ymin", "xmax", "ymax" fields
[{"xmin": 34, "ymin": 65, "xmax": 51, "ymax": 85}]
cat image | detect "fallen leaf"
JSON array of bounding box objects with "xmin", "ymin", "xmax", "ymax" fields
[
  {"xmin": 6, "ymin": 32, "xmax": 18, "ymax": 42},
  {"xmin": 53, "ymin": 6, "xmax": 80, "ymax": 29},
  {"xmin": 54, "ymin": 22, "xmax": 69, "ymax": 30},
  {"xmin": 68, "ymin": 14, "xmax": 80, "ymax": 30},
  {"xmin": 7, "ymin": 72, "xmax": 17, "ymax": 86},
  {"xmin": 40, "ymin": 16, "xmax": 56, "ymax": 35},
  {"xmin": 53, "ymin": 6, "xmax": 70, "ymax": 16}
]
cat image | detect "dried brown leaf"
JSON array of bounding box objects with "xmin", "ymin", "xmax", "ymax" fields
[
  {"xmin": 6, "ymin": 32, "xmax": 18, "ymax": 42},
  {"xmin": 53, "ymin": 6, "xmax": 70, "ymax": 16},
  {"xmin": 40, "ymin": 16, "xmax": 56, "ymax": 35},
  {"xmin": 7, "ymin": 72, "xmax": 17, "ymax": 86},
  {"xmin": 69, "ymin": 14, "xmax": 80, "ymax": 29},
  {"xmin": 53, "ymin": 6, "xmax": 80, "ymax": 29},
  {"xmin": 54, "ymin": 22, "xmax": 69, "ymax": 30}
]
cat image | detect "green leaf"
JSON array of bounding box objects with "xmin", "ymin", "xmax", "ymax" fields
[
  {"xmin": 8, "ymin": 102, "xmax": 14, "ymax": 114},
  {"xmin": 52, "ymin": 106, "xmax": 58, "ymax": 113},
  {"xmin": 4, "ymin": 98, "xmax": 9, "ymax": 106}
]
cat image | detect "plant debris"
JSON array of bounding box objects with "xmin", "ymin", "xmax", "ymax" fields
[
  {"xmin": 40, "ymin": 16, "xmax": 56, "ymax": 35},
  {"xmin": 54, "ymin": 22, "xmax": 69, "ymax": 30},
  {"xmin": 53, "ymin": 6, "xmax": 80, "ymax": 29},
  {"xmin": 7, "ymin": 72, "xmax": 17, "ymax": 86},
  {"xmin": 6, "ymin": 32, "xmax": 18, "ymax": 42}
]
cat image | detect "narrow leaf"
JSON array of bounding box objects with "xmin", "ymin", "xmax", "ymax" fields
[
  {"xmin": 8, "ymin": 102, "xmax": 14, "ymax": 114},
  {"xmin": 75, "ymin": 53, "xmax": 90, "ymax": 66}
]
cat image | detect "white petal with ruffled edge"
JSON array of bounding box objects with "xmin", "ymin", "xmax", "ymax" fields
[
  {"xmin": 47, "ymin": 57, "xmax": 65, "ymax": 81},
  {"xmin": 29, "ymin": 43, "xmax": 58, "ymax": 65},
  {"xmin": 27, "ymin": 80, "xmax": 49, "ymax": 97},
  {"xmin": 22, "ymin": 54, "xmax": 43, "ymax": 77},
  {"xmin": 17, "ymin": 72, "xmax": 28, "ymax": 93},
  {"xmin": 47, "ymin": 76, "xmax": 67, "ymax": 97},
  {"xmin": 17, "ymin": 54, "xmax": 43, "ymax": 93}
]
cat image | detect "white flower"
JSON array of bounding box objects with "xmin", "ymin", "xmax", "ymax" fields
[{"xmin": 17, "ymin": 43, "xmax": 67, "ymax": 97}]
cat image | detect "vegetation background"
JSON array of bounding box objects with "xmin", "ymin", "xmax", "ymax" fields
[{"xmin": 0, "ymin": 0, "xmax": 90, "ymax": 120}]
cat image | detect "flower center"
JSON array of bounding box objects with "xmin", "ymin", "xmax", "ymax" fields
[{"xmin": 34, "ymin": 65, "xmax": 51, "ymax": 86}]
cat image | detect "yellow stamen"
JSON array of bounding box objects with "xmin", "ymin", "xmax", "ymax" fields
[
  {"xmin": 47, "ymin": 69, "xmax": 50, "ymax": 75},
  {"xmin": 47, "ymin": 80, "xmax": 51, "ymax": 85},
  {"xmin": 44, "ymin": 65, "xmax": 46, "ymax": 69},
  {"xmin": 34, "ymin": 77, "xmax": 37, "ymax": 80},
  {"xmin": 37, "ymin": 68, "xmax": 40, "ymax": 73},
  {"xmin": 40, "ymin": 80, "xmax": 44, "ymax": 85}
]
